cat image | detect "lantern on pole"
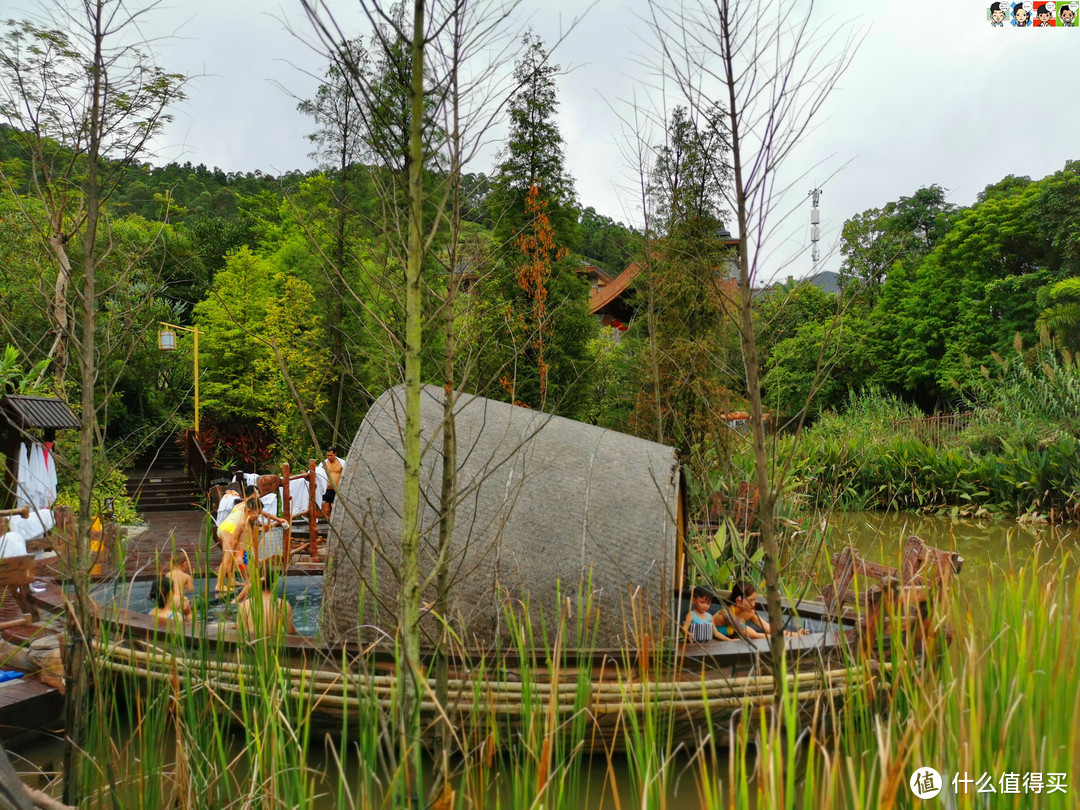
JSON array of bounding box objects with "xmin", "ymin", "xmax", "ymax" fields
[{"xmin": 158, "ymin": 322, "xmax": 202, "ymax": 434}]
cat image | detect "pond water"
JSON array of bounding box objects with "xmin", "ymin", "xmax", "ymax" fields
[
  {"xmin": 22, "ymin": 512, "xmax": 1080, "ymax": 808},
  {"xmin": 824, "ymin": 511, "xmax": 1079, "ymax": 606}
]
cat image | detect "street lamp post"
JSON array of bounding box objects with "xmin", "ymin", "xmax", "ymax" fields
[{"xmin": 158, "ymin": 322, "xmax": 202, "ymax": 434}]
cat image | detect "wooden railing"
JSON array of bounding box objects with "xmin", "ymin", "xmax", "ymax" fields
[
  {"xmin": 890, "ymin": 412, "xmax": 973, "ymax": 446},
  {"xmin": 185, "ymin": 431, "xmax": 229, "ymax": 494}
]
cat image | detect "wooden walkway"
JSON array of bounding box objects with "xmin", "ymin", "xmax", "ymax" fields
[{"xmin": 119, "ymin": 509, "xmax": 219, "ymax": 579}]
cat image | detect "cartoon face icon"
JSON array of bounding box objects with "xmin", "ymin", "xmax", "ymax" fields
[
  {"xmin": 1014, "ymin": 3, "xmax": 1031, "ymax": 23},
  {"xmin": 1063, "ymin": 4, "xmax": 1077, "ymax": 22},
  {"xmin": 991, "ymin": 1, "xmax": 1007, "ymax": 20},
  {"xmin": 1037, "ymin": 7, "xmax": 1053, "ymax": 21}
]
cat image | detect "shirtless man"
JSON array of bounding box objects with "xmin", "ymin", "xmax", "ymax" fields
[{"xmin": 321, "ymin": 448, "xmax": 345, "ymax": 520}]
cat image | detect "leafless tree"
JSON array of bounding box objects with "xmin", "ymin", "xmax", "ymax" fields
[
  {"xmin": 0, "ymin": 2, "xmax": 185, "ymax": 801},
  {"xmin": 647, "ymin": 0, "xmax": 859, "ymax": 689}
]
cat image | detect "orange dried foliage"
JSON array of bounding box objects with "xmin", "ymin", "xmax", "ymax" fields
[{"xmin": 516, "ymin": 184, "xmax": 566, "ymax": 405}]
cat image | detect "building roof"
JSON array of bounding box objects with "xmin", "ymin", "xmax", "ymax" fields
[
  {"xmin": 589, "ymin": 261, "xmax": 642, "ymax": 315},
  {"xmin": 322, "ymin": 385, "xmax": 683, "ymax": 648},
  {"xmin": 576, "ymin": 263, "xmax": 613, "ymax": 284},
  {"xmin": 0, "ymin": 395, "xmax": 79, "ymax": 431}
]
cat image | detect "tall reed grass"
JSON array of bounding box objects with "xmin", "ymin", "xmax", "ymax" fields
[{"xmin": 33, "ymin": 545, "xmax": 1079, "ymax": 809}]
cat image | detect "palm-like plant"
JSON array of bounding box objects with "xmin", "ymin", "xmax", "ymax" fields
[{"xmin": 1036, "ymin": 277, "xmax": 1080, "ymax": 353}]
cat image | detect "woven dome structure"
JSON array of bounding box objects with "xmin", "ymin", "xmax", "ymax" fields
[{"xmin": 320, "ymin": 386, "xmax": 684, "ymax": 649}]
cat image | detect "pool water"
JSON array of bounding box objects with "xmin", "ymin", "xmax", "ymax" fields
[{"xmin": 88, "ymin": 575, "xmax": 325, "ymax": 636}]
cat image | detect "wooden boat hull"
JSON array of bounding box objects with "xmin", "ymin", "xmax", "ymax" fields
[{"xmin": 48, "ymin": 582, "xmax": 874, "ymax": 753}]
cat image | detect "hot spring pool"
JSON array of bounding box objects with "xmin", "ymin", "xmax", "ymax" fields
[{"xmin": 87, "ymin": 574, "xmax": 325, "ymax": 636}]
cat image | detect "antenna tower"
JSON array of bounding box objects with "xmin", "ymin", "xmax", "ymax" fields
[{"xmin": 809, "ymin": 188, "xmax": 822, "ymax": 269}]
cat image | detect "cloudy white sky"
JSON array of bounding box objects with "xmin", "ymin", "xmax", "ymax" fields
[{"xmin": 12, "ymin": 1, "xmax": 1077, "ymax": 280}]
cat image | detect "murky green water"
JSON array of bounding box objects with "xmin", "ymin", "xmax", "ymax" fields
[{"xmin": 824, "ymin": 511, "xmax": 1079, "ymax": 606}]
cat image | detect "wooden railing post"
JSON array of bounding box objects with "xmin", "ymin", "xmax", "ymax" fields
[
  {"xmin": 282, "ymin": 462, "xmax": 291, "ymax": 564},
  {"xmin": 308, "ymin": 459, "xmax": 318, "ymax": 559}
]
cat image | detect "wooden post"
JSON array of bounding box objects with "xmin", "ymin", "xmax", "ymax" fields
[
  {"xmin": 281, "ymin": 462, "xmax": 291, "ymax": 564},
  {"xmin": 308, "ymin": 459, "xmax": 318, "ymax": 559}
]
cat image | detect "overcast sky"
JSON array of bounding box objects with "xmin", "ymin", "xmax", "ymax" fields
[{"xmin": 13, "ymin": 0, "xmax": 1077, "ymax": 281}]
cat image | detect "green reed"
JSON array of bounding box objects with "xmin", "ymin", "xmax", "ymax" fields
[{"xmin": 45, "ymin": 540, "xmax": 1080, "ymax": 809}]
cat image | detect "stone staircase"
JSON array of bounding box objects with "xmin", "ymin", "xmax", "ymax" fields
[{"xmin": 125, "ymin": 434, "xmax": 202, "ymax": 512}]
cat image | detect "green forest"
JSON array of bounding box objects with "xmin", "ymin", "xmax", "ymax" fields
[{"xmin": 2, "ymin": 16, "xmax": 1079, "ymax": 522}]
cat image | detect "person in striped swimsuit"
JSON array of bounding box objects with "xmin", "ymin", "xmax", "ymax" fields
[{"xmin": 683, "ymin": 586, "xmax": 735, "ymax": 643}]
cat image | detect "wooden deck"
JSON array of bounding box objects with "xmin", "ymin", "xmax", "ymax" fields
[
  {"xmin": 119, "ymin": 509, "xmax": 218, "ymax": 578},
  {"xmin": 0, "ymin": 508, "xmax": 215, "ymax": 744}
]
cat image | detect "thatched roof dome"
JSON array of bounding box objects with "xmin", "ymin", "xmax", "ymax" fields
[{"xmin": 320, "ymin": 386, "xmax": 683, "ymax": 649}]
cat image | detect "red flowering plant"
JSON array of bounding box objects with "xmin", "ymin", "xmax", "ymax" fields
[{"xmin": 195, "ymin": 417, "xmax": 274, "ymax": 473}]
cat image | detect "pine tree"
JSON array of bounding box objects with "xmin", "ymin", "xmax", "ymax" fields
[
  {"xmin": 490, "ymin": 33, "xmax": 578, "ymax": 250},
  {"xmin": 468, "ymin": 34, "xmax": 595, "ymax": 415}
]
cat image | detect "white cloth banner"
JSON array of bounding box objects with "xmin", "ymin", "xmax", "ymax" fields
[{"xmin": 16, "ymin": 443, "xmax": 58, "ymax": 509}]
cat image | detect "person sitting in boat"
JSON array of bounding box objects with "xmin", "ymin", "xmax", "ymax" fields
[
  {"xmin": 147, "ymin": 576, "xmax": 187, "ymax": 625},
  {"xmin": 167, "ymin": 550, "xmax": 195, "ymax": 617},
  {"xmin": 682, "ymin": 586, "xmax": 735, "ymax": 643},
  {"xmin": 216, "ymin": 488, "xmax": 287, "ymax": 597},
  {"xmin": 236, "ymin": 561, "xmax": 296, "ymax": 638},
  {"xmin": 715, "ymin": 582, "xmax": 809, "ymax": 639}
]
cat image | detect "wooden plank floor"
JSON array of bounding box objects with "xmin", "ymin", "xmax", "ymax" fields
[{"xmin": 119, "ymin": 509, "xmax": 219, "ymax": 579}]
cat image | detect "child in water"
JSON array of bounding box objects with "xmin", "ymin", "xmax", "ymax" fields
[
  {"xmin": 167, "ymin": 550, "xmax": 194, "ymax": 618},
  {"xmin": 147, "ymin": 576, "xmax": 185, "ymax": 626},
  {"xmin": 682, "ymin": 586, "xmax": 734, "ymax": 643}
]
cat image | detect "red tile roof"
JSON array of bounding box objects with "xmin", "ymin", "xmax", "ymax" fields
[{"xmin": 589, "ymin": 262, "xmax": 641, "ymax": 315}]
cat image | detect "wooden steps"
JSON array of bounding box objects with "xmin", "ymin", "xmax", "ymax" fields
[{"xmin": 125, "ymin": 434, "xmax": 201, "ymax": 513}]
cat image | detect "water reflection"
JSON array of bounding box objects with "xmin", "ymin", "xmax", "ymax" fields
[{"xmin": 87, "ymin": 575, "xmax": 324, "ymax": 636}]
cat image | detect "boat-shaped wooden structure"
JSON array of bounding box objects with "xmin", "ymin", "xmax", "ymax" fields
[{"xmin": 33, "ymin": 388, "xmax": 963, "ymax": 750}]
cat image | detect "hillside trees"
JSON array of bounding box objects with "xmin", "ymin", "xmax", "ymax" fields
[
  {"xmin": 874, "ymin": 171, "xmax": 1070, "ymax": 402},
  {"xmin": 755, "ymin": 281, "xmax": 868, "ymax": 416},
  {"xmin": 838, "ymin": 184, "xmax": 956, "ymax": 303},
  {"xmin": 578, "ymin": 206, "xmax": 639, "ymax": 274}
]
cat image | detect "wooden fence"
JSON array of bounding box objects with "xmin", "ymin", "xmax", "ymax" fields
[{"xmin": 890, "ymin": 412, "xmax": 973, "ymax": 446}]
